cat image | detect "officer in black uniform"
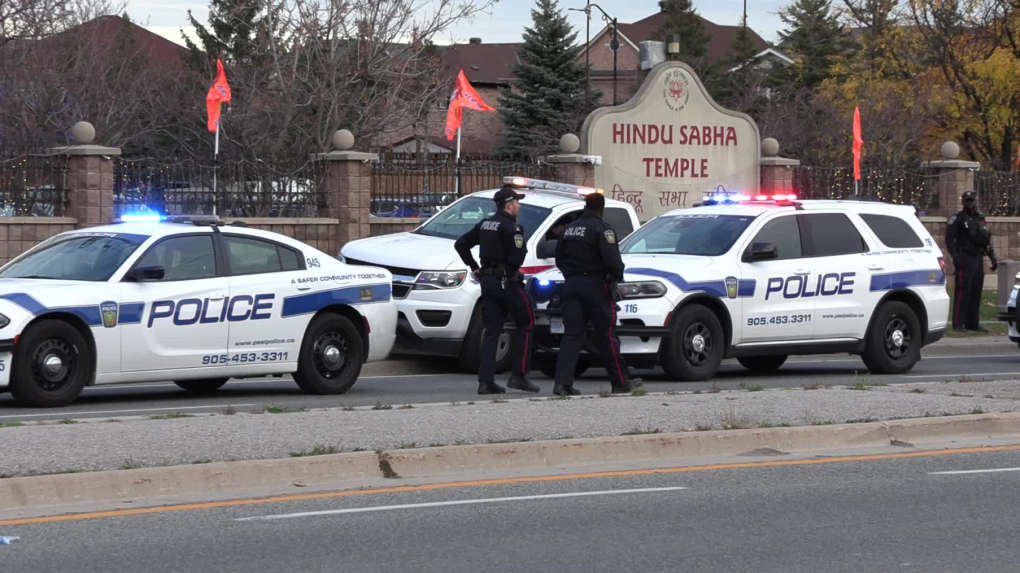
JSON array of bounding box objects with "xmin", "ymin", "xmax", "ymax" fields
[
  {"xmin": 946, "ymin": 190, "xmax": 997, "ymax": 332},
  {"xmin": 553, "ymin": 193, "xmax": 642, "ymax": 396},
  {"xmin": 455, "ymin": 186, "xmax": 540, "ymax": 395}
]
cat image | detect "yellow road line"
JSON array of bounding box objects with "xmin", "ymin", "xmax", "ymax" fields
[{"xmin": 3, "ymin": 444, "xmax": 1019, "ymax": 526}]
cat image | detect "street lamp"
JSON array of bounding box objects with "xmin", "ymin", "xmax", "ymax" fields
[{"xmin": 570, "ymin": 3, "xmax": 620, "ymax": 106}]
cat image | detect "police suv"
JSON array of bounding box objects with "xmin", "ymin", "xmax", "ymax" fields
[
  {"xmin": 997, "ymin": 275, "xmax": 1020, "ymax": 347},
  {"xmin": 528, "ymin": 192, "xmax": 950, "ymax": 380},
  {"xmin": 0, "ymin": 214, "xmax": 396, "ymax": 407},
  {"xmin": 340, "ymin": 178, "xmax": 641, "ymax": 373}
]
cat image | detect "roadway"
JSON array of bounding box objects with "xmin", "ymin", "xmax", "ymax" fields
[
  {"xmin": 2, "ymin": 342, "xmax": 1019, "ymax": 420},
  {"xmin": 3, "ymin": 444, "xmax": 1020, "ymax": 571}
]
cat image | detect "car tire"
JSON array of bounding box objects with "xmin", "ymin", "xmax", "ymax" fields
[
  {"xmin": 538, "ymin": 356, "xmax": 591, "ymax": 379},
  {"xmin": 9, "ymin": 319, "xmax": 92, "ymax": 408},
  {"xmin": 294, "ymin": 313, "xmax": 364, "ymax": 395},
  {"xmin": 173, "ymin": 378, "xmax": 229, "ymax": 393},
  {"xmin": 736, "ymin": 355, "xmax": 788, "ymax": 373},
  {"xmin": 861, "ymin": 301, "xmax": 921, "ymax": 375},
  {"xmin": 661, "ymin": 304, "xmax": 725, "ymax": 382},
  {"xmin": 459, "ymin": 306, "xmax": 512, "ymax": 375}
]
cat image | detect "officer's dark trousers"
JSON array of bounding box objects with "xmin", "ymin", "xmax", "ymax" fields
[
  {"xmin": 953, "ymin": 252, "xmax": 985, "ymax": 329},
  {"xmin": 478, "ymin": 274, "xmax": 533, "ymax": 384},
  {"xmin": 555, "ymin": 276, "xmax": 629, "ymax": 388}
]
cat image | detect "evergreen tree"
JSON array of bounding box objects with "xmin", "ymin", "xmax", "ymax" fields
[
  {"xmin": 182, "ymin": 0, "xmax": 269, "ymax": 70},
  {"xmin": 497, "ymin": 0, "xmax": 596, "ymax": 159},
  {"xmin": 656, "ymin": 0, "xmax": 720, "ymax": 97},
  {"xmin": 774, "ymin": 0, "xmax": 843, "ymax": 90},
  {"xmin": 716, "ymin": 15, "xmax": 765, "ymax": 109}
]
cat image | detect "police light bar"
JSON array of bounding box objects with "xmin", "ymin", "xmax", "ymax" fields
[
  {"xmin": 700, "ymin": 192, "xmax": 798, "ymax": 204},
  {"xmin": 118, "ymin": 212, "xmax": 163, "ymax": 223},
  {"xmin": 115, "ymin": 213, "xmax": 221, "ymax": 225},
  {"xmin": 503, "ymin": 176, "xmax": 604, "ymax": 197}
]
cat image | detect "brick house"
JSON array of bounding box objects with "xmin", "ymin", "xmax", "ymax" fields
[{"xmin": 380, "ymin": 10, "xmax": 790, "ymax": 156}]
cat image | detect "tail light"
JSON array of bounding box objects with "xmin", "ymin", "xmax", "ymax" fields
[{"xmin": 938, "ymin": 257, "xmax": 946, "ymax": 276}]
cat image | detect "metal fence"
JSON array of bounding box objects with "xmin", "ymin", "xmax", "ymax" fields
[
  {"xmin": 371, "ymin": 154, "xmax": 552, "ymax": 218},
  {"xmin": 113, "ymin": 158, "xmax": 327, "ymax": 218},
  {"xmin": 975, "ymin": 170, "xmax": 1020, "ymax": 216},
  {"xmin": 792, "ymin": 165, "xmax": 941, "ymax": 214},
  {"xmin": 0, "ymin": 155, "xmax": 68, "ymax": 216}
]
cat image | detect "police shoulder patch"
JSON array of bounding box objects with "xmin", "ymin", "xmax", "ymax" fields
[
  {"xmin": 514, "ymin": 234, "xmax": 524, "ymax": 248},
  {"xmin": 604, "ymin": 230, "xmax": 616, "ymax": 244},
  {"xmin": 948, "ymin": 215, "xmax": 957, "ymax": 224}
]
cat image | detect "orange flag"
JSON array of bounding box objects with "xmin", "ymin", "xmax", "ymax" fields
[
  {"xmin": 445, "ymin": 70, "xmax": 495, "ymax": 141},
  {"xmin": 853, "ymin": 107, "xmax": 864, "ymax": 181},
  {"xmin": 206, "ymin": 59, "xmax": 232, "ymax": 133}
]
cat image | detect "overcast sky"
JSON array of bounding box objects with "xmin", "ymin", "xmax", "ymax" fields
[{"xmin": 132, "ymin": 0, "xmax": 789, "ymax": 49}]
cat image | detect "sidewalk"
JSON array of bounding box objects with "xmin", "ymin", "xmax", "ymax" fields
[{"xmin": 3, "ymin": 380, "xmax": 1020, "ymax": 478}]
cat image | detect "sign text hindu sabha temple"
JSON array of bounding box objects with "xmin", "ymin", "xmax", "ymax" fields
[{"xmin": 581, "ymin": 62, "xmax": 761, "ymax": 221}]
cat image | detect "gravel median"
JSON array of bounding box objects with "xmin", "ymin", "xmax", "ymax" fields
[{"xmin": 2, "ymin": 382, "xmax": 1020, "ymax": 477}]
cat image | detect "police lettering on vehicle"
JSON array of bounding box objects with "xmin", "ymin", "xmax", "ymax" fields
[
  {"xmin": 765, "ymin": 272, "xmax": 855, "ymax": 300},
  {"xmin": 148, "ymin": 294, "xmax": 276, "ymax": 327}
]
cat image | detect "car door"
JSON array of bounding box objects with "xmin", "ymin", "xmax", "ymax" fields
[
  {"xmin": 801, "ymin": 212, "xmax": 873, "ymax": 339},
  {"xmin": 221, "ymin": 234, "xmax": 308, "ymax": 361},
  {"xmin": 119, "ymin": 233, "xmax": 230, "ymax": 371},
  {"xmin": 739, "ymin": 213, "xmax": 817, "ymax": 343}
]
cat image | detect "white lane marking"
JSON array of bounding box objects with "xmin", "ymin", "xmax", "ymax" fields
[
  {"xmin": 0, "ymin": 404, "xmax": 256, "ymax": 419},
  {"xmin": 907, "ymin": 372, "xmax": 1020, "ymax": 379},
  {"xmin": 235, "ymin": 486, "xmax": 688, "ymax": 522},
  {"xmin": 929, "ymin": 467, "xmax": 1020, "ymax": 476}
]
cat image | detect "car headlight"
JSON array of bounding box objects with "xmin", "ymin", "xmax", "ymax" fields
[
  {"xmin": 617, "ymin": 281, "xmax": 667, "ymax": 299},
  {"xmin": 413, "ymin": 271, "xmax": 467, "ymax": 290},
  {"xmin": 0, "ymin": 313, "xmax": 9, "ymax": 329}
]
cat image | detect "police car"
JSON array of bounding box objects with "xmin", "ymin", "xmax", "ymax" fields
[
  {"xmin": 340, "ymin": 178, "xmax": 641, "ymax": 373},
  {"xmin": 997, "ymin": 275, "xmax": 1020, "ymax": 347},
  {"xmin": 0, "ymin": 214, "xmax": 396, "ymax": 407},
  {"xmin": 528, "ymin": 192, "xmax": 950, "ymax": 380}
]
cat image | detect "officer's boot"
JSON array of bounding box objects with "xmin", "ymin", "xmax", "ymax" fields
[
  {"xmin": 553, "ymin": 384, "xmax": 581, "ymax": 396},
  {"xmin": 477, "ymin": 381, "xmax": 506, "ymax": 395},
  {"xmin": 507, "ymin": 375, "xmax": 540, "ymax": 393}
]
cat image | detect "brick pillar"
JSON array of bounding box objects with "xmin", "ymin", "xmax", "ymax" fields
[
  {"xmin": 923, "ymin": 142, "xmax": 980, "ymax": 219},
  {"xmin": 315, "ymin": 130, "xmax": 378, "ymax": 252},
  {"xmin": 50, "ymin": 122, "xmax": 120, "ymax": 228},
  {"xmin": 544, "ymin": 134, "xmax": 595, "ymax": 186},
  {"xmin": 759, "ymin": 138, "xmax": 798, "ymax": 195}
]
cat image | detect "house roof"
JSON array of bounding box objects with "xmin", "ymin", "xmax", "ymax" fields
[
  {"xmin": 613, "ymin": 11, "xmax": 771, "ymax": 63},
  {"xmin": 442, "ymin": 42, "xmax": 521, "ymax": 85},
  {"xmin": 73, "ymin": 15, "xmax": 187, "ymax": 66}
]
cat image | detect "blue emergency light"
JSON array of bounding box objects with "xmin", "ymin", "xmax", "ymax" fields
[{"xmin": 119, "ymin": 212, "xmax": 164, "ymax": 223}]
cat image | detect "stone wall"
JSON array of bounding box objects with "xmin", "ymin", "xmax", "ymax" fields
[
  {"xmin": 922, "ymin": 217, "xmax": 1020, "ymax": 284},
  {"xmin": 0, "ymin": 218, "xmax": 78, "ymax": 265}
]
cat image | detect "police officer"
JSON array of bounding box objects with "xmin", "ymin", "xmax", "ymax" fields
[
  {"xmin": 946, "ymin": 190, "xmax": 997, "ymax": 332},
  {"xmin": 553, "ymin": 193, "xmax": 642, "ymax": 396},
  {"xmin": 454, "ymin": 186, "xmax": 540, "ymax": 395}
]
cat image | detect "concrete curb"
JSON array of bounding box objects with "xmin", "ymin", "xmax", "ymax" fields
[{"xmin": 4, "ymin": 413, "xmax": 1020, "ymax": 512}]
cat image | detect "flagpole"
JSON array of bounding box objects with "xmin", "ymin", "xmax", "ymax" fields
[
  {"xmin": 455, "ymin": 127, "xmax": 462, "ymax": 197},
  {"xmin": 213, "ymin": 123, "xmax": 219, "ymax": 216}
]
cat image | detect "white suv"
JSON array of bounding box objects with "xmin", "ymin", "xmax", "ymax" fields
[
  {"xmin": 340, "ymin": 178, "xmax": 641, "ymax": 373},
  {"xmin": 528, "ymin": 193, "xmax": 950, "ymax": 380}
]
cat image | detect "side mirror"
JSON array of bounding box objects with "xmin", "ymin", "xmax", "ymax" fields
[
  {"xmin": 127, "ymin": 265, "xmax": 165, "ymax": 282},
  {"xmin": 747, "ymin": 242, "xmax": 778, "ymax": 262},
  {"xmin": 538, "ymin": 239, "xmax": 558, "ymax": 259}
]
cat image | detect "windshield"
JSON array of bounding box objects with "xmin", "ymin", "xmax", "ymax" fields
[
  {"xmin": 415, "ymin": 196, "xmax": 552, "ymax": 241},
  {"xmin": 0, "ymin": 233, "xmax": 147, "ymax": 281},
  {"xmin": 621, "ymin": 214, "xmax": 755, "ymax": 257}
]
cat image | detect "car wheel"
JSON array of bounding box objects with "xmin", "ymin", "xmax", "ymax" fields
[
  {"xmin": 736, "ymin": 355, "xmax": 788, "ymax": 373},
  {"xmin": 538, "ymin": 356, "xmax": 591, "ymax": 379},
  {"xmin": 174, "ymin": 378, "xmax": 229, "ymax": 393},
  {"xmin": 459, "ymin": 307, "xmax": 512, "ymax": 374},
  {"xmin": 294, "ymin": 313, "xmax": 364, "ymax": 395},
  {"xmin": 861, "ymin": 301, "xmax": 921, "ymax": 375},
  {"xmin": 661, "ymin": 305, "xmax": 725, "ymax": 381},
  {"xmin": 10, "ymin": 319, "xmax": 92, "ymax": 408}
]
